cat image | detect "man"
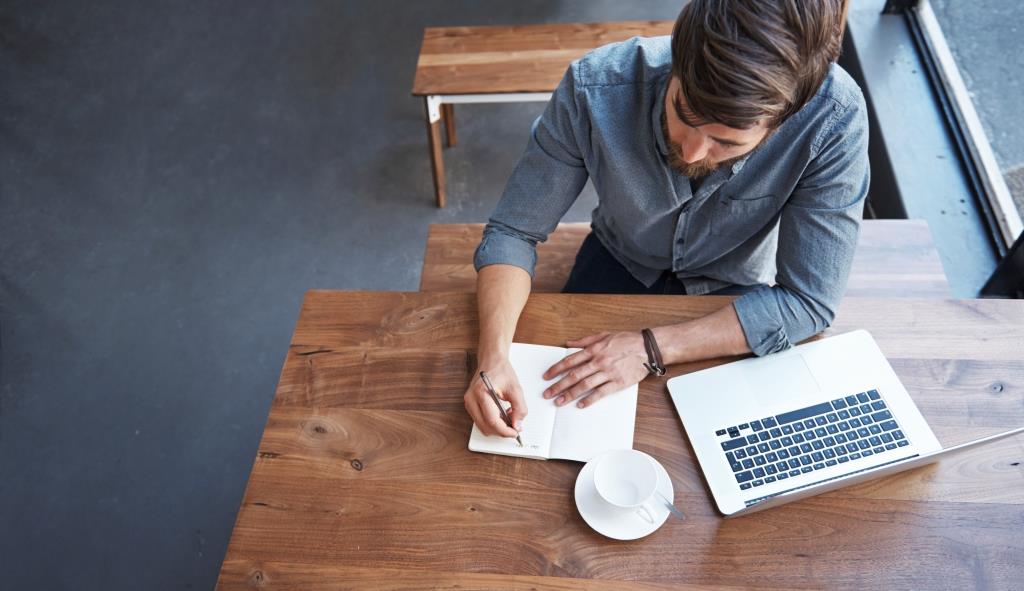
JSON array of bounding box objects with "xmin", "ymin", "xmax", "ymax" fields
[{"xmin": 465, "ymin": 0, "xmax": 866, "ymax": 439}]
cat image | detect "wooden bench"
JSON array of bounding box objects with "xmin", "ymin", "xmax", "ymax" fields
[
  {"xmin": 412, "ymin": 21, "xmax": 674, "ymax": 207},
  {"xmin": 420, "ymin": 220, "xmax": 951, "ymax": 298}
]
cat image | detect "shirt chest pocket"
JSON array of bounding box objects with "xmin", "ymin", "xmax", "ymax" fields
[{"xmin": 710, "ymin": 193, "xmax": 782, "ymax": 238}]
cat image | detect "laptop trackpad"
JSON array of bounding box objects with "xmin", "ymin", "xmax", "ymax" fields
[{"xmin": 742, "ymin": 353, "xmax": 822, "ymax": 411}]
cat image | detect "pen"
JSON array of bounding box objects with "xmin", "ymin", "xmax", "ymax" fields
[{"xmin": 479, "ymin": 371, "xmax": 523, "ymax": 447}]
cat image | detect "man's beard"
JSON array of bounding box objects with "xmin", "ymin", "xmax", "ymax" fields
[{"xmin": 660, "ymin": 110, "xmax": 748, "ymax": 178}]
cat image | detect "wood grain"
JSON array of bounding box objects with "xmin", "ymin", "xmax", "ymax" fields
[
  {"xmin": 419, "ymin": 221, "xmax": 950, "ymax": 297},
  {"xmin": 218, "ymin": 291, "xmax": 1024, "ymax": 590},
  {"xmin": 412, "ymin": 22, "xmax": 675, "ymax": 96}
]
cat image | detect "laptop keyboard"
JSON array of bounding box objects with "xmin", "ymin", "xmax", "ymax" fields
[{"xmin": 715, "ymin": 389, "xmax": 911, "ymax": 491}]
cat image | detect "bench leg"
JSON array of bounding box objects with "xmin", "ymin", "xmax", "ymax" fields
[
  {"xmin": 424, "ymin": 97, "xmax": 446, "ymax": 208},
  {"xmin": 442, "ymin": 103, "xmax": 456, "ymax": 148}
]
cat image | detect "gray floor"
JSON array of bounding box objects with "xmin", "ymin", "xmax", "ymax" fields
[
  {"xmin": 932, "ymin": 0, "xmax": 1024, "ymax": 216},
  {"xmin": 0, "ymin": 1, "xmax": 675, "ymax": 589},
  {"xmin": 2, "ymin": 1, "xmax": 1019, "ymax": 589}
]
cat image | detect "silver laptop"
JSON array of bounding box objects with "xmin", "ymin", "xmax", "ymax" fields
[{"xmin": 667, "ymin": 329, "xmax": 1024, "ymax": 517}]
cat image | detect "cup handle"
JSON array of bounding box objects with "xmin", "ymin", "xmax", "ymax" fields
[{"xmin": 635, "ymin": 504, "xmax": 655, "ymax": 524}]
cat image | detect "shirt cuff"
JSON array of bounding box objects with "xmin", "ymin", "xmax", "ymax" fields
[
  {"xmin": 731, "ymin": 287, "xmax": 795, "ymax": 357},
  {"xmin": 473, "ymin": 226, "xmax": 538, "ymax": 278}
]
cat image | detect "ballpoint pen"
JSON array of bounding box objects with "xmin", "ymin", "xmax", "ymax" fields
[{"xmin": 479, "ymin": 371, "xmax": 523, "ymax": 447}]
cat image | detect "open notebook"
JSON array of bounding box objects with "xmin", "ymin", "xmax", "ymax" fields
[{"xmin": 468, "ymin": 343, "xmax": 639, "ymax": 462}]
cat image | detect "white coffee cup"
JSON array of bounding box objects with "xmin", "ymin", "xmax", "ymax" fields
[{"xmin": 593, "ymin": 449, "xmax": 660, "ymax": 524}]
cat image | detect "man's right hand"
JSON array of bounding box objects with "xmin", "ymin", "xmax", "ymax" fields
[{"xmin": 464, "ymin": 356, "xmax": 528, "ymax": 438}]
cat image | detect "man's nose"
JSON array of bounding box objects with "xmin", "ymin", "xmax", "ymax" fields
[{"xmin": 680, "ymin": 132, "xmax": 710, "ymax": 163}]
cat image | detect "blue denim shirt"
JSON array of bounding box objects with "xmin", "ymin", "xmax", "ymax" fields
[{"xmin": 474, "ymin": 36, "xmax": 869, "ymax": 356}]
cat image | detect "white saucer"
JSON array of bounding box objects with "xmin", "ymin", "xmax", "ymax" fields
[{"xmin": 574, "ymin": 450, "xmax": 674, "ymax": 540}]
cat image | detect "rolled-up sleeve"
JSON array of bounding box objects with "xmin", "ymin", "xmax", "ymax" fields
[
  {"xmin": 733, "ymin": 98, "xmax": 870, "ymax": 356},
  {"xmin": 474, "ymin": 64, "xmax": 591, "ymax": 276}
]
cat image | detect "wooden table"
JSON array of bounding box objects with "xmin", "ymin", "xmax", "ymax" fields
[
  {"xmin": 217, "ymin": 291, "xmax": 1024, "ymax": 589},
  {"xmin": 412, "ymin": 21, "xmax": 674, "ymax": 207}
]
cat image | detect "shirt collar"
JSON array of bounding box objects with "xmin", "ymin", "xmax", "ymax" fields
[{"xmin": 652, "ymin": 76, "xmax": 670, "ymax": 157}]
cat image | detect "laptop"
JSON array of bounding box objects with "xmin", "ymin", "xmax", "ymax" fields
[{"xmin": 667, "ymin": 329, "xmax": 1024, "ymax": 517}]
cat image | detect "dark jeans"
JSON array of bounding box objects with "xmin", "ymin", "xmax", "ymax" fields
[{"xmin": 562, "ymin": 232, "xmax": 764, "ymax": 296}]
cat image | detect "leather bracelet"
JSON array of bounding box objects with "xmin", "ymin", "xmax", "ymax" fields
[{"xmin": 641, "ymin": 328, "xmax": 666, "ymax": 377}]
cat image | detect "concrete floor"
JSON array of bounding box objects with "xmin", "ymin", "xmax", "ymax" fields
[
  {"xmin": 1, "ymin": 1, "xmax": 1018, "ymax": 589},
  {"xmin": 933, "ymin": 0, "xmax": 1024, "ymax": 216},
  {"xmin": 0, "ymin": 1, "xmax": 675, "ymax": 589}
]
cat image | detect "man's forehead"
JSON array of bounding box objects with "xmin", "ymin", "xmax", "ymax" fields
[{"xmin": 668, "ymin": 77, "xmax": 768, "ymax": 138}]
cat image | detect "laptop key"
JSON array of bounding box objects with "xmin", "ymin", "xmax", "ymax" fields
[
  {"xmin": 753, "ymin": 467, "xmax": 766, "ymax": 478},
  {"xmin": 835, "ymin": 434, "xmax": 848, "ymax": 444},
  {"xmin": 793, "ymin": 433, "xmax": 805, "ymax": 443},
  {"xmin": 845, "ymin": 395, "xmax": 858, "ymax": 406},
  {"xmin": 838, "ymin": 456, "xmax": 850, "ymax": 463},
  {"xmin": 789, "ymin": 469, "xmax": 801, "ymax": 477},
  {"xmin": 836, "ymin": 445, "xmax": 848, "ymax": 455},
  {"xmin": 861, "ymin": 415, "xmax": 874, "ymax": 425},
  {"xmin": 759, "ymin": 431, "xmax": 771, "ymax": 442},
  {"xmin": 722, "ymin": 438, "xmax": 747, "ymax": 451},
  {"xmin": 728, "ymin": 427, "xmax": 740, "ymax": 438},
  {"xmin": 804, "ymin": 419, "xmax": 816, "ymax": 429},
  {"xmin": 881, "ymin": 433, "xmax": 894, "ymax": 443},
  {"xmin": 868, "ymin": 389, "xmax": 881, "ymax": 400},
  {"xmin": 869, "ymin": 436, "xmax": 882, "ymax": 446},
  {"xmin": 849, "ymin": 418, "xmax": 862, "ymax": 428},
  {"xmin": 742, "ymin": 459, "xmax": 754, "ymax": 469},
  {"xmin": 735, "ymin": 470, "xmax": 754, "ymax": 483},
  {"xmin": 788, "ymin": 446, "xmax": 800, "ymax": 456},
  {"xmin": 846, "ymin": 443, "xmax": 858, "ymax": 453},
  {"xmin": 858, "ymin": 428, "xmax": 870, "ymax": 438},
  {"xmin": 849, "ymin": 407, "xmax": 861, "ymax": 417},
  {"xmin": 765, "ymin": 476, "xmax": 776, "ymax": 483},
  {"xmin": 776, "ymin": 461, "xmax": 789, "ymax": 472},
  {"xmin": 770, "ymin": 428, "xmax": 782, "ymax": 438},
  {"xmin": 754, "ymin": 456, "xmax": 767, "ymax": 466},
  {"xmin": 758, "ymin": 443, "xmax": 771, "ymax": 453},
  {"xmin": 850, "ymin": 452, "xmax": 861, "ymax": 460},
  {"xmin": 815, "ymin": 416, "xmax": 828, "ymax": 426},
  {"xmin": 811, "ymin": 452, "xmax": 824, "ymax": 462},
  {"xmin": 857, "ymin": 392, "xmax": 869, "ymax": 403},
  {"xmin": 826, "ymin": 425, "xmax": 839, "ymax": 435},
  {"xmin": 775, "ymin": 401, "xmax": 834, "ymax": 426},
  {"xmin": 826, "ymin": 459, "xmax": 837, "ymax": 466},
  {"xmin": 751, "ymin": 420, "xmax": 763, "ymax": 431},
  {"xmin": 793, "ymin": 422, "xmax": 805, "ymax": 432},
  {"xmin": 752, "ymin": 479, "xmax": 764, "ymax": 487},
  {"xmin": 873, "ymin": 446, "xmax": 885, "ymax": 454},
  {"xmin": 778, "ymin": 472, "xmax": 789, "ymax": 480},
  {"xmin": 788, "ymin": 459, "xmax": 801, "ymax": 469},
  {"xmin": 815, "ymin": 427, "xmax": 827, "ymax": 437},
  {"xmin": 871, "ymin": 401, "xmax": 886, "ymax": 411},
  {"xmin": 800, "ymin": 443, "xmax": 813, "ymax": 454},
  {"xmin": 778, "ymin": 449, "xmax": 790, "ymax": 459},
  {"xmin": 747, "ymin": 435, "xmax": 759, "ymax": 444},
  {"xmin": 781, "ymin": 436, "xmax": 794, "ymax": 446},
  {"xmin": 823, "ymin": 448, "xmax": 836, "ymax": 459},
  {"xmin": 813, "ymin": 463, "xmax": 825, "ymax": 470},
  {"xmin": 826, "ymin": 413, "xmax": 839, "ymax": 423},
  {"xmin": 872, "ymin": 410, "xmax": 893, "ymax": 422},
  {"xmin": 860, "ymin": 403, "xmax": 873, "ymax": 414},
  {"xmin": 731, "ymin": 462, "xmax": 743, "ymax": 472},
  {"xmin": 832, "ymin": 398, "xmax": 848, "ymax": 409},
  {"xmin": 862, "ymin": 449, "xmax": 874, "ymax": 457},
  {"xmin": 740, "ymin": 482, "xmax": 752, "ymax": 490},
  {"xmin": 897, "ymin": 440, "xmax": 909, "ymax": 447},
  {"xmin": 838, "ymin": 410, "xmax": 850, "ymax": 420},
  {"xmin": 824, "ymin": 436, "xmax": 836, "ymax": 447},
  {"xmin": 735, "ymin": 448, "xmax": 747, "ymax": 459},
  {"xmin": 763, "ymin": 417, "xmax": 778, "ymax": 428},
  {"xmin": 726, "ymin": 452, "xmax": 737, "ymax": 463},
  {"xmin": 805, "ymin": 431, "xmax": 817, "ymax": 441},
  {"xmin": 799, "ymin": 455, "xmax": 812, "ymax": 466},
  {"xmin": 812, "ymin": 440, "xmax": 824, "ymax": 450},
  {"xmin": 869, "ymin": 425, "xmax": 882, "ymax": 435},
  {"xmin": 880, "ymin": 420, "xmax": 899, "ymax": 431},
  {"xmin": 766, "ymin": 464, "xmax": 778, "ymax": 475},
  {"xmin": 781, "ymin": 425, "xmax": 794, "ymax": 435},
  {"xmin": 739, "ymin": 423, "xmax": 749, "ymax": 430},
  {"xmin": 770, "ymin": 440, "xmax": 782, "ymax": 450},
  {"xmin": 858, "ymin": 440, "xmax": 870, "ymax": 450},
  {"xmin": 801, "ymin": 466, "xmax": 813, "ymax": 474},
  {"xmin": 765, "ymin": 452, "xmax": 778, "ymax": 462},
  {"xmin": 746, "ymin": 446, "xmax": 758, "ymax": 456},
  {"xmin": 893, "ymin": 430, "xmax": 905, "ymax": 440},
  {"xmin": 847, "ymin": 431, "xmax": 859, "ymax": 441},
  {"xmin": 886, "ymin": 443, "xmax": 897, "ymax": 450}
]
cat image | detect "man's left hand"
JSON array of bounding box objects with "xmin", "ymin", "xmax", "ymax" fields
[{"xmin": 542, "ymin": 331, "xmax": 651, "ymax": 408}]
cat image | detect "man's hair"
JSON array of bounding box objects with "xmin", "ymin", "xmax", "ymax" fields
[{"xmin": 671, "ymin": 0, "xmax": 850, "ymax": 129}]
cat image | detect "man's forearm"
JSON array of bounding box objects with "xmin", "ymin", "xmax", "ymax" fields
[
  {"xmin": 476, "ymin": 264, "xmax": 532, "ymax": 364},
  {"xmin": 650, "ymin": 301, "xmax": 751, "ymax": 364}
]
